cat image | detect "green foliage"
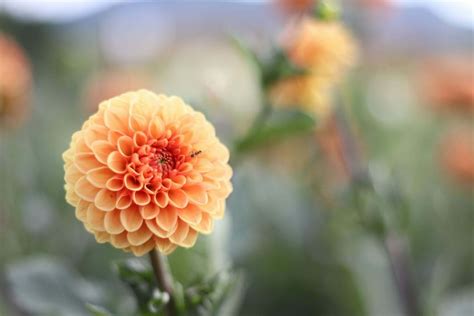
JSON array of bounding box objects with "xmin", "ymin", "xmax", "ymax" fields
[{"xmin": 234, "ymin": 108, "xmax": 316, "ymax": 154}]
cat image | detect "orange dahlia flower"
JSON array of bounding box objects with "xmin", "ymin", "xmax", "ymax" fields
[
  {"xmin": 270, "ymin": 18, "xmax": 357, "ymax": 117},
  {"xmin": 63, "ymin": 90, "xmax": 233, "ymax": 256},
  {"xmin": 0, "ymin": 33, "xmax": 31, "ymax": 127}
]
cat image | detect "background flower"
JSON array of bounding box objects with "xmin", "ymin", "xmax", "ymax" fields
[
  {"xmin": 269, "ymin": 18, "xmax": 357, "ymax": 118},
  {"xmin": 439, "ymin": 127, "xmax": 474, "ymax": 184},
  {"xmin": 0, "ymin": 33, "xmax": 31, "ymax": 127},
  {"xmin": 63, "ymin": 90, "xmax": 233, "ymax": 256},
  {"xmin": 418, "ymin": 57, "xmax": 474, "ymax": 114}
]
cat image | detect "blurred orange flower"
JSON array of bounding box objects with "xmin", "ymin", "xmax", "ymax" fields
[
  {"xmin": 274, "ymin": 0, "xmax": 315, "ymax": 15},
  {"xmin": 270, "ymin": 75, "xmax": 332, "ymax": 117},
  {"xmin": 83, "ymin": 69, "xmax": 151, "ymax": 114},
  {"xmin": 439, "ymin": 128, "xmax": 474, "ymax": 184},
  {"xmin": 270, "ymin": 18, "xmax": 357, "ymax": 117},
  {"xmin": 63, "ymin": 90, "xmax": 233, "ymax": 256},
  {"xmin": 358, "ymin": 0, "xmax": 392, "ymax": 11},
  {"xmin": 419, "ymin": 58, "xmax": 474, "ymax": 114},
  {"xmin": 0, "ymin": 33, "xmax": 31, "ymax": 127}
]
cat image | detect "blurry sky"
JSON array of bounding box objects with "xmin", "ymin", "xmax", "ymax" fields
[{"xmin": 0, "ymin": 0, "xmax": 473, "ymax": 29}]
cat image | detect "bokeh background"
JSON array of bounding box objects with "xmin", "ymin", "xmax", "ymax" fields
[{"xmin": 0, "ymin": 0, "xmax": 473, "ymax": 315}]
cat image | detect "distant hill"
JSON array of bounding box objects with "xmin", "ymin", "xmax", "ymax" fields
[{"xmin": 58, "ymin": 1, "xmax": 472, "ymax": 61}]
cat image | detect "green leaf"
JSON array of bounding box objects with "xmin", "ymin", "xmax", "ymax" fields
[
  {"xmin": 235, "ymin": 109, "xmax": 316, "ymax": 153},
  {"xmin": 229, "ymin": 36, "xmax": 262, "ymax": 71},
  {"xmin": 114, "ymin": 259, "xmax": 154, "ymax": 312},
  {"xmin": 86, "ymin": 303, "xmax": 112, "ymax": 316},
  {"xmin": 231, "ymin": 36, "xmax": 307, "ymax": 89},
  {"xmin": 261, "ymin": 49, "xmax": 308, "ymax": 88},
  {"xmin": 314, "ymin": 0, "xmax": 340, "ymax": 21},
  {"xmin": 183, "ymin": 269, "xmax": 245, "ymax": 316}
]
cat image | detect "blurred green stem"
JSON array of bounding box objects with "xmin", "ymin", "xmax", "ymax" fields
[
  {"xmin": 335, "ymin": 91, "xmax": 421, "ymax": 316},
  {"xmin": 149, "ymin": 249, "xmax": 176, "ymax": 316},
  {"xmin": 384, "ymin": 234, "xmax": 420, "ymax": 316}
]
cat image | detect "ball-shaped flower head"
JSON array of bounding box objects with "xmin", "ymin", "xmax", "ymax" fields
[
  {"xmin": 63, "ymin": 90, "xmax": 233, "ymax": 256},
  {"xmin": 0, "ymin": 33, "xmax": 31, "ymax": 127}
]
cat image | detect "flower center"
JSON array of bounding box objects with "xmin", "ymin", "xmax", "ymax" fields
[{"xmin": 151, "ymin": 149, "xmax": 176, "ymax": 174}]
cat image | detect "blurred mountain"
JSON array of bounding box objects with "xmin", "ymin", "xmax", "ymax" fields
[
  {"xmin": 48, "ymin": 2, "xmax": 473, "ymax": 63},
  {"xmin": 360, "ymin": 6, "xmax": 474, "ymax": 60}
]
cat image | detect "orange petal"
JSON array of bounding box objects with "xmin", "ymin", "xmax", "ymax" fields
[
  {"xmin": 133, "ymin": 191, "xmax": 151, "ymax": 206},
  {"xmin": 148, "ymin": 116, "xmax": 165, "ymax": 139},
  {"xmin": 154, "ymin": 191, "xmax": 169, "ymax": 208},
  {"xmin": 75, "ymin": 176, "xmax": 100, "ymax": 202},
  {"xmin": 94, "ymin": 231, "xmax": 110, "ymax": 243},
  {"xmin": 106, "ymin": 176, "xmax": 124, "ymax": 191},
  {"xmin": 130, "ymin": 238, "xmax": 155, "ymax": 256},
  {"xmin": 65, "ymin": 164, "xmax": 83, "ymax": 183},
  {"xmin": 184, "ymin": 185, "xmax": 208, "ymax": 205},
  {"xmin": 181, "ymin": 228, "xmax": 198, "ymax": 248},
  {"xmin": 111, "ymin": 231, "xmax": 130, "ymax": 248},
  {"xmin": 65, "ymin": 186, "xmax": 80, "ymax": 206},
  {"xmin": 178, "ymin": 162, "xmax": 193, "ymax": 173},
  {"xmin": 124, "ymin": 174, "xmax": 143, "ymax": 191},
  {"xmin": 120, "ymin": 205, "xmax": 143, "ymax": 232},
  {"xmin": 84, "ymin": 125, "xmax": 108, "ymax": 148},
  {"xmin": 90, "ymin": 141, "xmax": 115, "ymax": 164},
  {"xmin": 108, "ymin": 130, "xmax": 122, "ymax": 145},
  {"xmin": 156, "ymin": 206, "xmax": 178, "ymax": 232},
  {"xmin": 86, "ymin": 204, "xmax": 106, "ymax": 231},
  {"xmin": 75, "ymin": 199, "xmax": 90, "ymax": 222},
  {"xmin": 169, "ymin": 219, "xmax": 190, "ymax": 245},
  {"xmin": 176, "ymin": 204, "xmax": 202, "ymax": 225},
  {"xmin": 94, "ymin": 189, "xmax": 117, "ymax": 211},
  {"xmin": 133, "ymin": 131, "xmax": 147, "ymax": 147},
  {"xmin": 155, "ymin": 237, "xmax": 177, "ymax": 255},
  {"xmin": 104, "ymin": 104, "xmax": 129, "ymax": 134},
  {"xmin": 129, "ymin": 114, "xmax": 148, "ymax": 132},
  {"xmin": 168, "ymin": 189, "xmax": 188, "ymax": 208},
  {"xmin": 192, "ymin": 212, "xmax": 213, "ymax": 234},
  {"xmin": 117, "ymin": 135, "xmax": 134, "ymax": 157},
  {"xmin": 107, "ymin": 151, "xmax": 127, "ymax": 174},
  {"xmin": 87, "ymin": 167, "xmax": 115, "ymax": 188},
  {"xmin": 140, "ymin": 204, "xmax": 160, "ymax": 220},
  {"xmin": 74, "ymin": 152, "xmax": 102, "ymax": 173},
  {"xmin": 146, "ymin": 219, "xmax": 171, "ymax": 238},
  {"xmin": 104, "ymin": 209, "xmax": 125, "ymax": 234},
  {"xmin": 116, "ymin": 192, "xmax": 132, "ymax": 209},
  {"xmin": 170, "ymin": 175, "xmax": 186, "ymax": 189},
  {"xmin": 127, "ymin": 223, "xmax": 153, "ymax": 246}
]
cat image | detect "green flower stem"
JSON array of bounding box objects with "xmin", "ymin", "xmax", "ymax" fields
[
  {"xmin": 335, "ymin": 92, "xmax": 421, "ymax": 316},
  {"xmin": 384, "ymin": 234, "xmax": 421, "ymax": 316},
  {"xmin": 149, "ymin": 249, "xmax": 177, "ymax": 316}
]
